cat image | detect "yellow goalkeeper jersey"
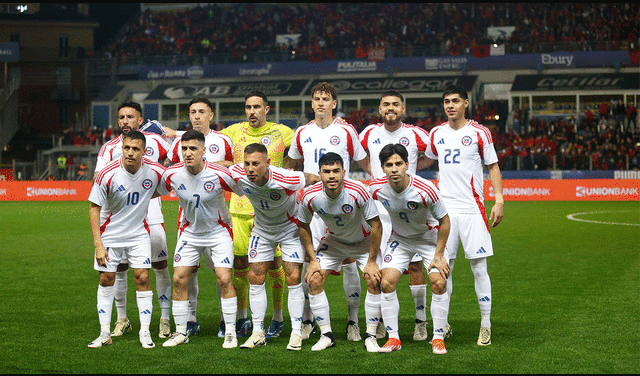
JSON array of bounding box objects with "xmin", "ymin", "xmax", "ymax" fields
[{"xmin": 221, "ymin": 121, "xmax": 294, "ymax": 215}]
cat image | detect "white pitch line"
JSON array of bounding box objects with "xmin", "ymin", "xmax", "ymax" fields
[{"xmin": 566, "ymin": 210, "xmax": 640, "ymax": 226}]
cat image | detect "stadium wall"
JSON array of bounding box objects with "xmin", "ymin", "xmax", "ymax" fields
[{"xmin": 1, "ymin": 178, "xmax": 637, "ymax": 202}]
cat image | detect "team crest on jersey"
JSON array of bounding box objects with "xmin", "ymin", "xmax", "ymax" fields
[
  {"xmin": 399, "ymin": 137, "xmax": 410, "ymax": 147},
  {"xmin": 330, "ymin": 136, "xmax": 341, "ymax": 146},
  {"xmin": 407, "ymin": 201, "xmax": 419, "ymax": 211},
  {"xmin": 249, "ymin": 249, "xmax": 258, "ymax": 258},
  {"xmin": 209, "ymin": 144, "xmax": 220, "ymax": 154},
  {"xmin": 270, "ymin": 191, "xmax": 281, "ymax": 201},
  {"xmin": 203, "ymin": 181, "xmax": 215, "ymax": 192},
  {"xmin": 384, "ymin": 254, "xmax": 393, "ymax": 263},
  {"xmin": 261, "ymin": 136, "xmax": 271, "ymax": 146},
  {"xmin": 461, "ymin": 135, "xmax": 473, "ymax": 146},
  {"xmin": 174, "ymin": 254, "xmax": 181, "ymax": 262},
  {"xmin": 341, "ymin": 204, "xmax": 353, "ymax": 214},
  {"xmin": 142, "ymin": 179, "xmax": 153, "ymax": 190},
  {"xmin": 145, "ymin": 147, "xmax": 153, "ymax": 156}
]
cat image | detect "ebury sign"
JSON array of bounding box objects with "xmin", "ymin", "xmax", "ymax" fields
[
  {"xmin": 511, "ymin": 73, "xmax": 639, "ymax": 92},
  {"xmin": 307, "ymin": 76, "xmax": 478, "ymax": 95}
]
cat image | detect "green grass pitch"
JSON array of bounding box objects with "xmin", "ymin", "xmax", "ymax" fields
[{"xmin": 0, "ymin": 200, "xmax": 638, "ymax": 374}]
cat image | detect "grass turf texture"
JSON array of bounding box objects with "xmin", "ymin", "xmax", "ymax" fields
[{"xmin": 0, "ymin": 200, "xmax": 638, "ymax": 374}]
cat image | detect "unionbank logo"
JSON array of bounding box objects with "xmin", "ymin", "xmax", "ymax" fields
[
  {"xmin": 26, "ymin": 187, "xmax": 78, "ymax": 197},
  {"xmin": 575, "ymin": 186, "xmax": 638, "ymax": 198}
]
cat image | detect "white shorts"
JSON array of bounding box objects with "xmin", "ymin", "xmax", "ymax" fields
[
  {"xmin": 173, "ymin": 233, "xmax": 234, "ymax": 269},
  {"xmin": 376, "ymin": 200, "xmax": 421, "ymax": 264},
  {"xmin": 446, "ymin": 213, "xmax": 494, "ymax": 260},
  {"xmin": 94, "ymin": 242, "xmax": 152, "ymax": 272},
  {"xmin": 248, "ymin": 226, "xmax": 304, "ymax": 264},
  {"xmin": 119, "ymin": 223, "xmax": 168, "ymax": 264},
  {"xmin": 315, "ymin": 235, "xmax": 382, "ymax": 272},
  {"xmin": 381, "ymin": 233, "xmax": 443, "ymax": 274}
]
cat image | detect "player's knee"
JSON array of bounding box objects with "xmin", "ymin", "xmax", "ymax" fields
[
  {"xmin": 99, "ymin": 272, "xmax": 116, "ymax": 287},
  {"xmin": 380, "ymin": 277, "xmax": 397, "ymax": 293},
  {"xmin": 429, "ymin": 275, "xmax": 447, "ymax": 295}
]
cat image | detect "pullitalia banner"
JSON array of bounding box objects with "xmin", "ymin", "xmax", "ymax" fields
[{"xmin": 511, "ymin": 73, "xmax": 640, "ymax": 92}]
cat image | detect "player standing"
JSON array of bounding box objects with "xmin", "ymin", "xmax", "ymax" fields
[
  {"xmin": 93, "ymin": 101, "xmax": 172, "ymax": 339},
  {"xmin": 88, "ymin": 131, "xmax": 165, "ymax": 349},
  {"xmin": 370, "ymin": 143, "xmax": 451, "ymax": 354},
  {"xmin": 425, "ymin": 84, "xmax": 504, "ymax": 346},
  {"xmin": 359, "ymin": 90, "xmax": 435, "ymax": 341},
  {"xmin": 220, "ymin": 91, "xmax": 292, "ymax": 339},
  {"xmin": 157, "ymin": 130, "xmax": 239, "ymax": 348},
  {"xmin": 285, "ymin": 82, "xmax": 370, "ymax": 342},
  {"xmin": 297, "ymin": 152, "xmax": 383, "ymax": 352},
  {"xmin": 166, "ymin": 97, "xmax": 234, "ymax": 336},
  {"xmin": 229, "ymin": 143, "xmax": 311, "ymax": 350}
]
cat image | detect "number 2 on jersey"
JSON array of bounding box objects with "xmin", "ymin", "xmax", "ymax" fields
[{"xmin": 444, "ymin": 149, "xmax": 460, "ymax": 164}]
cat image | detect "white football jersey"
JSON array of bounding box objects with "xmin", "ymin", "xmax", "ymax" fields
[
  {"xmin": 425, "ymin": 120, "xmax": 498, "ymax": 214},
  {"xmin": 94, "ymin": 132, "xmax": 170, "ymax": 225},
  {"xmin": 88, "ymin": 158, "xmax": 165, "ymax": 247},
  {"xmin": 230, "ymin": 164, "xmax": 305, "ymax": 235},
  {"xmin": 158, "ymin": 162, "xmax": 238, "ymax": 242},
  {"xmin": 370, "ymin": 174, "xmax": 447, "ymax": 239},
  {"xmin": 169, "ymin": 129, "xmax": 233, "ymax": 164},
  {"xmin": 288, "ymin": 118, "xmax": 367, "ymax": 177},
  {"xmin": 360, "ymin": 122, "xmax": 430, "ymax": 179},
  {"xmin": 298, "ymin": 178, "xmax": 379, "ymax": 244}
]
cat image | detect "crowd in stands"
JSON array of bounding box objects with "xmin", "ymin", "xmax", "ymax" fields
[{"xmin": 101, "ymin": 3, "xmax": 638, "ymax": 62}]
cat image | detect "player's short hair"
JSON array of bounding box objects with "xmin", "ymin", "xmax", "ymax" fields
[
  {"xmin": 380, "ymin": 90, "xmax": 404, "ymax": 103},
  {"xmin": 442, "ymin": 84, "xmax": 468, "ymax": 101},
  {"xmin": 244, "ymin": 142, "xmax": 268, "ymax": 155},
  {"xmin": 311, "ymin": 81, "xmax": 337, "ymax": 101},
  {"xmin": 245, "ymin": 90, "xmax": 269, "ymax": 106},
  {"xmin": 379, "ymin": 143, "xmax": 409, "ymax": 165},
  {"xmin": 189, "ymin": 97, "xmax": 214, "ymax": 112},
  {"xmin": 118, "ymin": 101, "xmax": 142, "ymax": 116},
  {"xmin": 318, "ymin": 152, "xmax": 344, "ymax": 169},
  {"xmin": 123, "ymin": 130, "xmax": 146, "ymax": 146},
  {"xmin": 181, "ymin": 129, "xmax": 205, "ymax": 144}
]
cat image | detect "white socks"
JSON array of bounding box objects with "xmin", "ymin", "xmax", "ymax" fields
[
  {"xmin": 220, "ymin": 296, "xmax": 237, "ymax": 335},
  {"xmin": 288, "ymin": 283, "xmax": 305, "ymax": 335},
  {"xmin": 409, "ymin": 284, "xmax": 427, "ymax": 322},
  {"xmin": 342, "ymin": 261, "xmax": 361, "ymax": 323},
  {"xmin": 114, "ymin": 271, "xmax": 128, "ymax": 319},
  {"xmin": 97, "ymin": 285, "xmax": 114, "ymax": 334},
  {"xmin": 470, "ymin": 258, "xmax": 492, "ymax": 328},
  {"xmin": 249, "ymin": 283, "xmax": 266, "ymax": 333},
  {"xmin": 154, "ymin": 267, "xmax": 171, "ymax": 320},
  {"xmin": 172, "ymin": 299, "xmax": 189, "ymax": 335},
  {"xmin": 136, "ymin": 290, "xmax": 153, "ymax": 333},
  {"xmin": 309, "ymin": 291, "xmax": 331, "ymax": 334},
  {"xmin": 188, "ymin": 272, "xmax": 199, "ymax": 323},
  {"xmin": 380, "ymin": 291, "xmax": 400, "ymax": 340},
  {"xmin": 431, "ymin": 292, "xmax": 449, "ymax": 340},
  {"xmin": 364, "ymin": 293, "xmax": 381, "ymax": 337}
]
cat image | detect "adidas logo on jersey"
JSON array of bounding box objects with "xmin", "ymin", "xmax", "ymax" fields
[
  {"xmin": 221, "ymin": 257, "xmax": 231, "ymax": 264},
  {"xmin": 159, "ymin": 294, "xmax": 169, "ymax": 301},
  {"xmin": 290, "ymin": 252, "xmax": 300, "ymax": 259},
  {"xmin": 98, "ymin": 309, "xmax": 106, "ymax": 314},
  {"xmin": 178, "ymin": 184, "xmax": 187, "ymax": 191},
  {"xmin": 304, "ymin": 137, "xmax": 312, "ymax": 143},
  {"xmin": 382, "ymin": 200, "xmax": 390, "ymax": 207},
  {"xmin": 116, "ymin": 185, "xmax": 126, "ymax": 192},
  {"xmin": 141, "ymin": 309, "xmax": 152, "ymax": 315},
  {"xmin": 437, "ymin": 139, "xmax": 445, "ymax": 145},
  {"xmin": 316, "ymin": 208, "xmax": 326, "ymax": 214},
  {"xmin": 373, "ymin": 138, "xmax": 381, "ymax": 144},
  {"xmin": 143, "ymin": 258, "xmax": 151, "ymax": 265},
  {"xmin": 476, "ymin": 247, "xmax": 487, "ymax": 254},
  {"xmin": 158, "ymin": 250, "xmax": 167, "ymax": 258}
]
